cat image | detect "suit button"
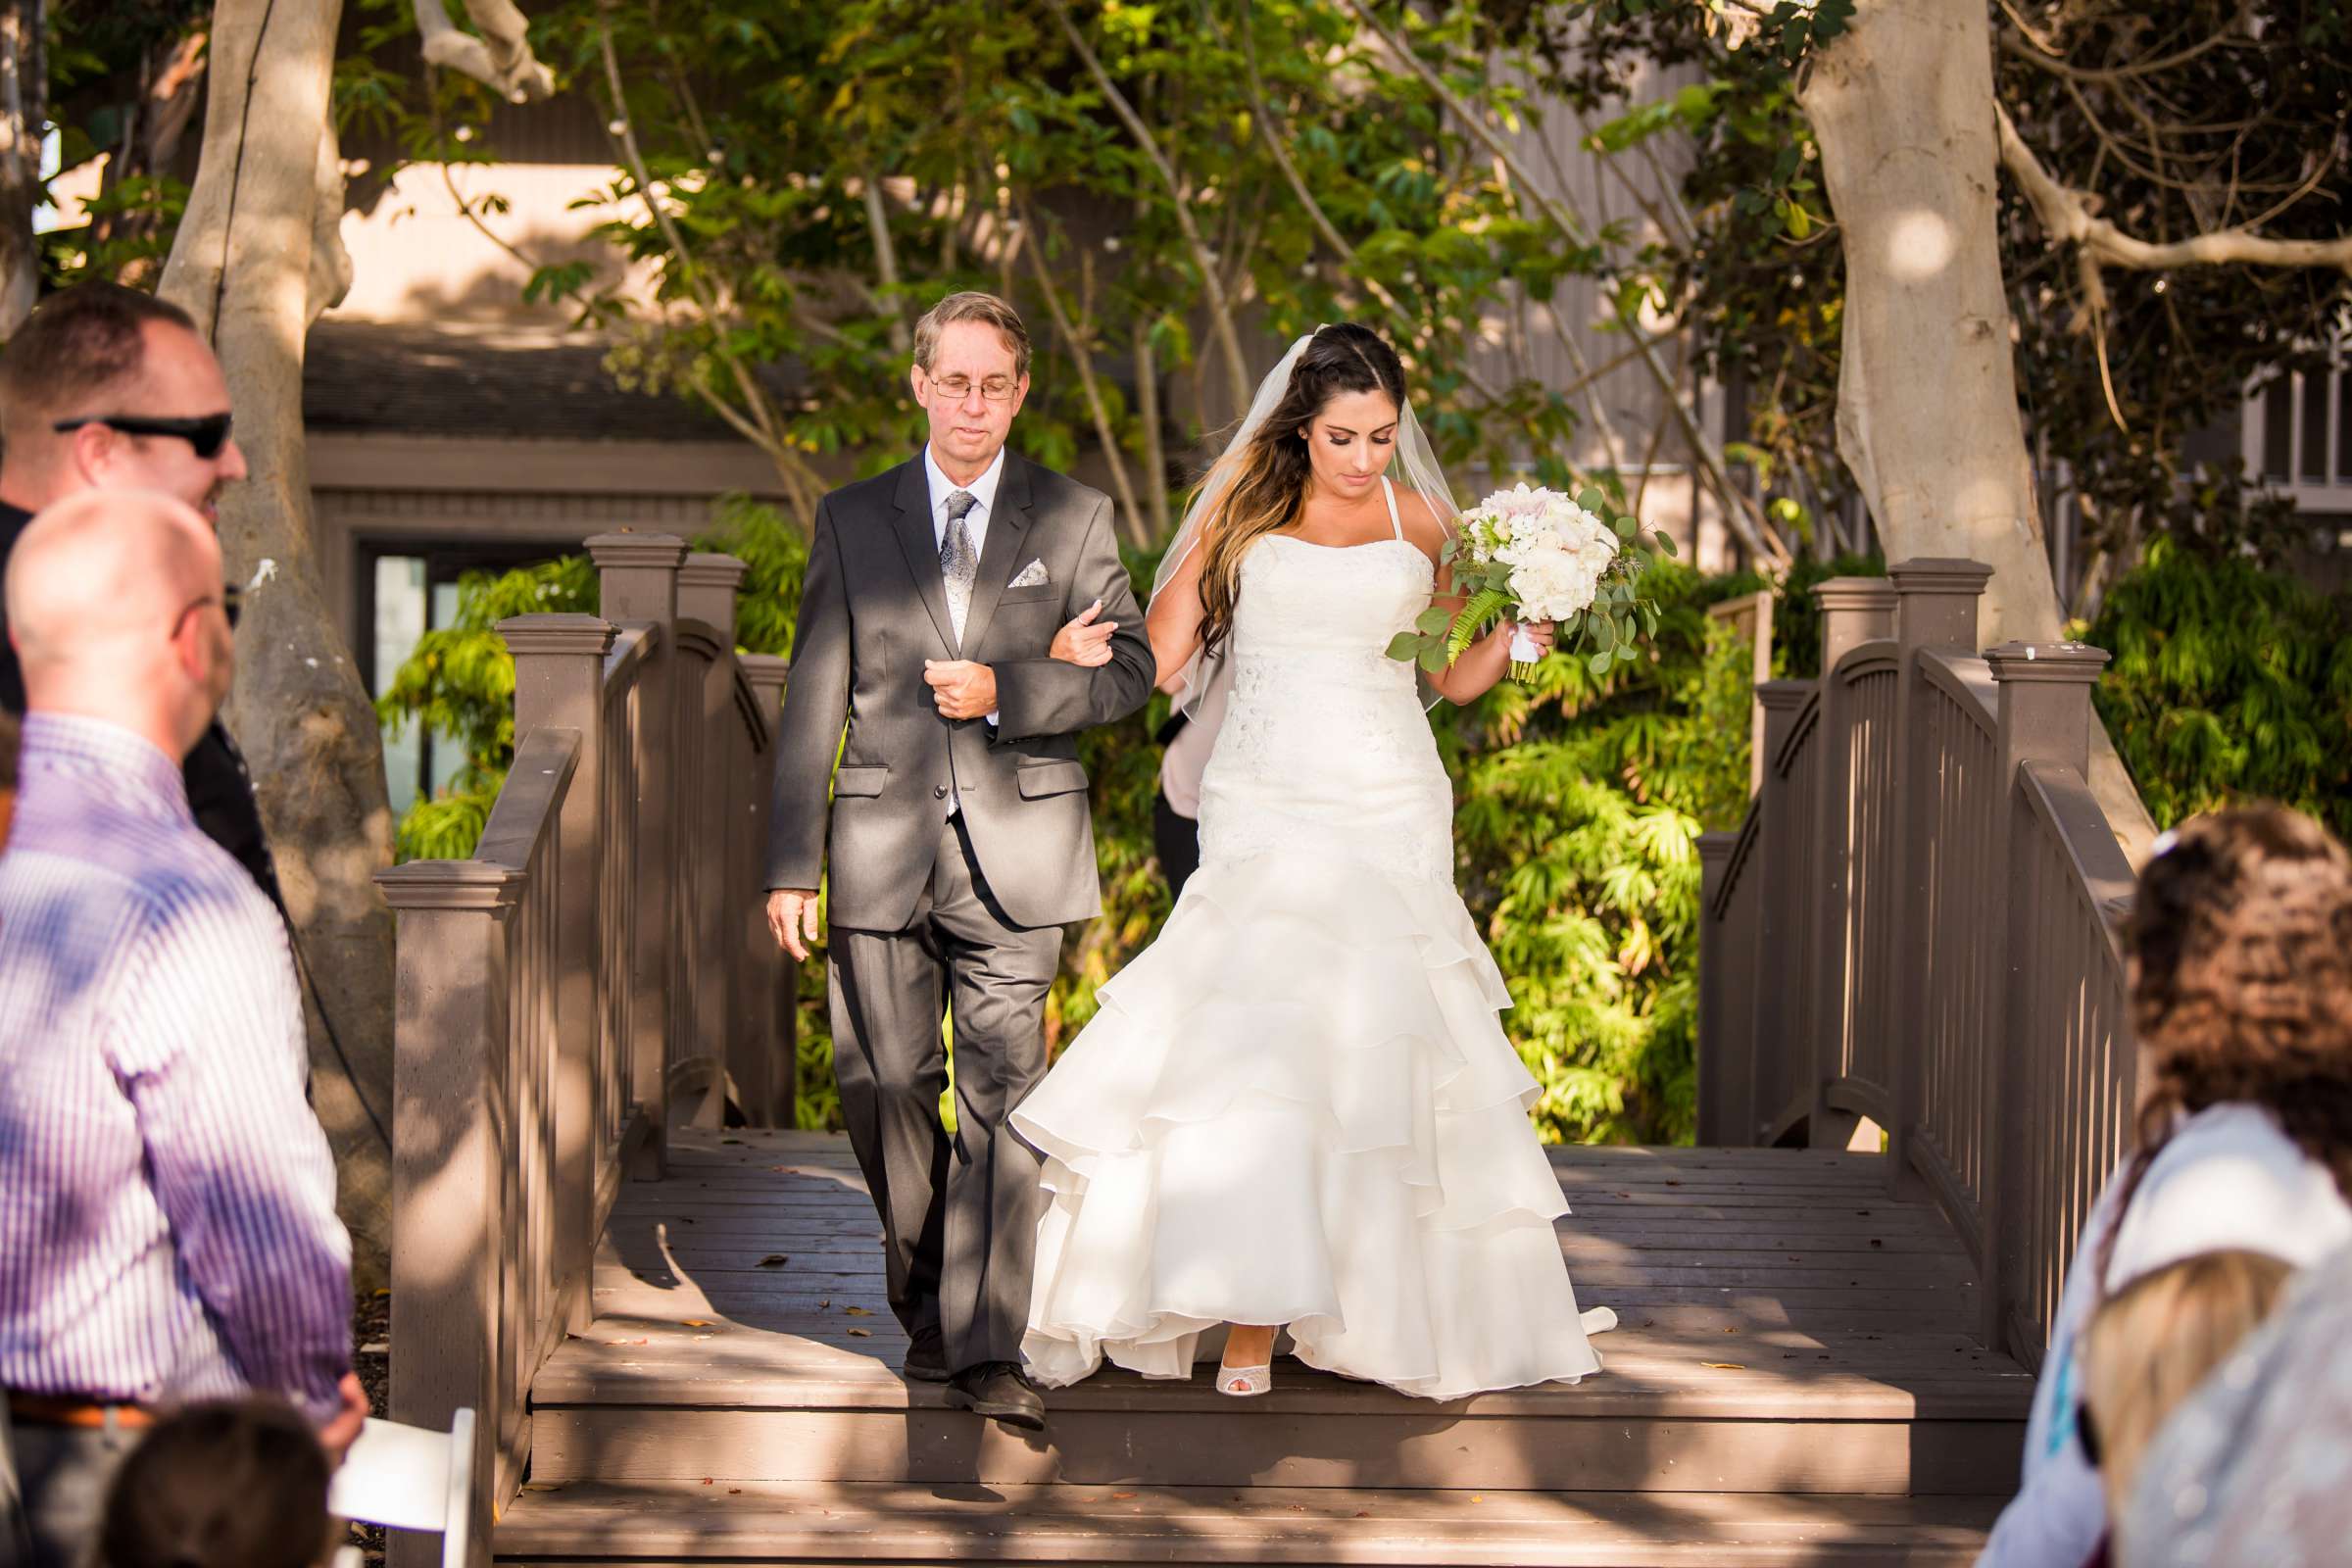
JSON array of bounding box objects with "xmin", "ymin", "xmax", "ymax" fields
[{"xmin": 933, "ymin": 785, "xmax": 949, "ymax": 799}]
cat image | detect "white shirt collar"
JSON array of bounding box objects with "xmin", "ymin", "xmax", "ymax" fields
[{"xmin": 923, "ymin": 444, "xmax": 1006, "ymax": 536}]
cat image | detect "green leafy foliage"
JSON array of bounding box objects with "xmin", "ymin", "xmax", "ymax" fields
[
  {"xmin": 2082, "ymin": 538, "xmax": 2352, "ymax": 841},
  {"xmin": 1445, "ymin": 561, "xmax": 1767, "ymax": 1143}
]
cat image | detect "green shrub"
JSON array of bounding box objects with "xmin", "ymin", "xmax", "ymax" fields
[{"xmin": 2082, "ymin": 537, "xmax": 2352, "ymax": 840}]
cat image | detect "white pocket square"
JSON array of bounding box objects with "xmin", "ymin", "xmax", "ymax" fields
[{"xmin": 1008, "ymin": 559, "xmax": 1050, "ymax": 590}]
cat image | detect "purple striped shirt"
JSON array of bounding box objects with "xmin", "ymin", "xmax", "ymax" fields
[{"xmin": 0, "ymin": 712, "xmax": 349, "ymax": 1422}]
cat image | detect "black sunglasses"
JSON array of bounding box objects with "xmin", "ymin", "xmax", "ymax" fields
[
  {"xmin": 2077, "ymin": 1401, "xmax": 2103, "ymax": 1468},
  {"xmin": 52, "ymin": 412, "xmax": 234, "ymax": 461}
]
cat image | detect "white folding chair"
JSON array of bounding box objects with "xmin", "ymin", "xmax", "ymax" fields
[{"xmin": 327, "ymin": 1407, "xmax": 476, "ymax": 1568}]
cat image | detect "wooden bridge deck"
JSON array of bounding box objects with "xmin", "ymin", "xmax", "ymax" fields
[{"xmin": 498, "ymin": 1130, "xmax": 2033, "ymax": 1565}]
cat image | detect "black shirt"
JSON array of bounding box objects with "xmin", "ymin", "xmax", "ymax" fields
[{"xmin": 0, "ymin": 499, "xmax": 285, "ymax": 910}]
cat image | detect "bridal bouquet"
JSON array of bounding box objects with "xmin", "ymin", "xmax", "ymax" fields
[{"xmin": 1385, "ymin": 483, "xmax": 1674, "ymax": 682}]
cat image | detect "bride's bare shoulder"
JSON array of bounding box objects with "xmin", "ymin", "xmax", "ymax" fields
[{"xmin": 1390, "ymin": 486, "xmax": 1448, "ymax": 562}]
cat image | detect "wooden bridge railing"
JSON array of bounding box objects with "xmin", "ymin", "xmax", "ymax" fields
[
  {"xmin": 1697, "ymin": 558, "xmax": 2138, "ymax": 1368},
  {"xmin": 375, "ymin": 532, "xmax": 788, "ymax": 1565}
]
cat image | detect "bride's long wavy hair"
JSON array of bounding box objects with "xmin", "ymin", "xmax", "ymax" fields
[{"xmin": 1192, "ymin": 323, "xmax": 1406, "ymax": 660}]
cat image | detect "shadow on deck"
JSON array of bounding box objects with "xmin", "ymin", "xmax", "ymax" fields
[{"xmin": 498, "ymin": 1130, "xmax": 2031, "ymax": 1566}]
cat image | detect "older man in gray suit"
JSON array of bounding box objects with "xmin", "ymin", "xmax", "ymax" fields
[{"xmin": 764, "ymin": 292, "xmax": 1153, "ymax": 1429}]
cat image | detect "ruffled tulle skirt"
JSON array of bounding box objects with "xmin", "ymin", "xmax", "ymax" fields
[{"xmin": 1011, "ymin": 842, "xmax": 1611, "ymax": 1401}]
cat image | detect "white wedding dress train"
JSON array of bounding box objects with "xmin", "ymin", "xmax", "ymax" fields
[{"xmin": 1013, "ymin": 479, "xmax": 1612, "ymax": 1401}]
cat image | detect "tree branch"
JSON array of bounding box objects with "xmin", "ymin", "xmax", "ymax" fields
[
  {"xmin": 1995, "ymin": 100, "xmax": 2352, "ymax": 272},
  {"xmin": 1993, "ymin": 8, "xmax": 2236, "ymax": 84},
  {"xmin": 415, "ymin": 0, "xmax": 555, "ymax": 103},
  {"xmin": 1336, "ymin": 0, "xmax": 1788, "ymax": 565},
  {"xmin": 1017, "ymin": 196, "xmax": 1150, "ymax": 548},
  {"xmin": 859, "ymin": 168, "xmax": 911, "ymax": 355},
  {"xmin": 1041, "ymin": 0, "xmax": 1252, "ymax": 415}
]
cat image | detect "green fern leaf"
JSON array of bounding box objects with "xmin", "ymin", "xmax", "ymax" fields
[{"xmin": 1446, "ymin": 587, "xmax": 1512, "ymax": 663}]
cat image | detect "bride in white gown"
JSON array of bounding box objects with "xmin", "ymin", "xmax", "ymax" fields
[{"xmin": 1012, "ymin": 323, "xmax": 1615, "ymax": 1400}]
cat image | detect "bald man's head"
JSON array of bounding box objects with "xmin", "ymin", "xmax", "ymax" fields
[{"xmin": 7, "ymin": 489, "xmax": 233, "ymax": 759}]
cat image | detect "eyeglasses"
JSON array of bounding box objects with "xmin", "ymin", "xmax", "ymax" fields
[
  {"xmin": 52, "ymin": 412, "xmax": 235, "ymax": 461},
  {"xmin": 925, "ymin": 373, "xmax": 1018, "ymax": 404},
  {"xmin": 173, "ymin": 583, "xmax": 242, "ymax": 634}
]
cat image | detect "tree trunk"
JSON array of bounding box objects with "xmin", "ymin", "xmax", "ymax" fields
[
  {"xmin": 159, "ymin": 0, "xmax": 397, "ymax": 1286},
  {"xmin": 1798, "ymin": 0, "xmax": 2156, "ymax": 858},
  {"xmin": 0, "ymin": 0, "xmax": 43, "ymax": 335}
]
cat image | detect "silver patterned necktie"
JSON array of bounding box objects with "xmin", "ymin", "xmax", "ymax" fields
[{"xmin": 940, "ymin": 488, "xmax": 980, "ymax": 647}]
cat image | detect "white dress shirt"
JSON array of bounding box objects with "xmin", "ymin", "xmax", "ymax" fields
[
  {"xmin": 924, "ymin": 442, "xmax": 1004, "ymax": 566},
  {"xmin": 923, "ymin": 443, "xmax": 1006, "ymax": 790}
]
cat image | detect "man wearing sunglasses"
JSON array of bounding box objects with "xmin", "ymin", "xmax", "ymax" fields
[{"xmin": 0, "ymin": 282, "xmax": 277, "ymax": 907}]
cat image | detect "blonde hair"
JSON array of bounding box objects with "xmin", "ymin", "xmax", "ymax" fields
[
  {"xmin": 912, "ymin": 291, "xmax": 1031, "ymax": 379},
  {"xmin": 2079, "ymin": 1249, "xmax": 2293, "ymax": 1522}
]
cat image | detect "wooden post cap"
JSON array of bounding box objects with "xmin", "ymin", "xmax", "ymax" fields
[
  {"xmin": 1887, "ymin": 558, "xmax": 1995, "ymax": 596},
  {"xmin": 1808, "ymin": 577, "xmax": 1898, "ymax": 613},
  {"xmin": 677, "ymin": 553, "xmax": 749, "ymax": 592},
  {"xmin": 1983, "ymin": 641, "xmax": 2110, "ymax": 685},
  {"xmin": 498, "ymin": 614, "xmax": 616, "ymax": 659},
  {"xmin": 375, "ymin": 859, "xmax": 524, "ymax": 911},
  {"xmin": 584, "ymin": 533, "xmax": 691, "ymax": 570}
]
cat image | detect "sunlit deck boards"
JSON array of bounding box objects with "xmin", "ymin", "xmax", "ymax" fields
[{"xmin": 501, "ymin": 1130, "xmax": 2033, "ymax": 1564}]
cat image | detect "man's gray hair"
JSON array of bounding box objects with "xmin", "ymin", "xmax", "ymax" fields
[{"xmin": 912, "ymin": 291, "xmax": 1031, "ymax": 380}]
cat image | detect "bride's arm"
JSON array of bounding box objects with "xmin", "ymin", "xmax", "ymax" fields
[
  {"xmin": 1397, "ymin": 491, "xmax": 1553, "ymax": 706},
  {"xmin": 1147, "ymin": 543, "xmax": 1209, "ymax": 694}
]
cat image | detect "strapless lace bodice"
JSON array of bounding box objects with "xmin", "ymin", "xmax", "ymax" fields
[{"xmin": 1197, "ymin": 530, "xmax": 1455, "ymax": 885}]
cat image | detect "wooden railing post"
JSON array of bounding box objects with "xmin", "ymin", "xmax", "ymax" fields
[
  {"xmin": 375, "ymin": 863, "xmax": 517, "ymax": 1568},
  {"xmin": 1983, "ymin": 639, "xmax": 2112, "ymax": 1353},
  {"xmin": 677, "ymin": 554, "xmax": 749, "ymax": 1123},
  {"xmin": 500, "ymin": 612, "xmax": 613, "ymax": 1334},
  {"xmin": 1695, "ymin": 829, "xmax": 1743, "ymax": 1145},
  {"xmin": 585, "ymin": 531, "xmax": 688, "ymax": 1174},
  {"xmin": 1885, "ymin": 559, "xmax": 1993, "ymax": 1195},
  {"xmin": 740, "ymin": 654, "xmax": 794, "ymax": 1127},
  {"xmin": 1805, "ymin": 578, "xmax": 1898, "ymax": 1151},
  {"xmin": 1749, "ymin": 678, "xmax": 1814, "ymax": 1145}
]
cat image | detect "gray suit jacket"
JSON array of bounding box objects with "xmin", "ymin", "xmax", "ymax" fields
[{"xmin": 763, "ymin": 451, "xmax": 1154, "ymax": 931}]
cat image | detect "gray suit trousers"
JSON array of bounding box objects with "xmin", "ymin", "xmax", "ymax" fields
[{"xmin": 826, "ymin": 816, "xmax": 1062, "ymax": 1372}]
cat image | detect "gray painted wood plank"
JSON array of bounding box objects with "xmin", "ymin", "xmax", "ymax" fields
[{"xmin": 495, "ymin": 1480, "xmax": 2005, "ymax": 1565}]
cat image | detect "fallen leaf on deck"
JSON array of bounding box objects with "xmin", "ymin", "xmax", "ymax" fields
[
  {"xmin": 758, "ymin": 1254, "xmax": 789, "ymax": 1268},
  {"xmin": 848, "ymin": 1327, "xmax": 872, "ymax": 1338},
  {"xmin": 1701, "ymin": 1362, "xmax": 1745, "ymax": 1370},
  {"xmin": 701, "ymin": 1477, "xmax": 713, "ymax": 1485},
  {"xmin": 844, "ymin": 1306, "xmax": 871, "ymax": 1316},
  {"xmin": 682, "ymin": 1319, "xmax": 710, "ymax": 1327}
]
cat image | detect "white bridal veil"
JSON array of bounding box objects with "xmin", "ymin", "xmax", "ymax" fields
[{"xmin": 1150, "ymin": 327, "xmax": 1462, "ymax": 727}]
